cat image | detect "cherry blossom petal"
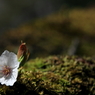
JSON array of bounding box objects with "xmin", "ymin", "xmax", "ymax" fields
[
  {"xmin": 7, "ymin": 53, "xmax": 20, "ymax": 69},
  {"xmin": 0, "ymin": 55, "xmax": 8, "ymax": 66},
  {"xmin": 4, "ymin": 69, "xmax": 18, "ymax": 86},
  {"xmin": 1, "ymin": 50, "xmax": 20, "ymax": 68},
  {"xmin": 0, "ymin": 77, "xmax": 5, "ymax": 84}
]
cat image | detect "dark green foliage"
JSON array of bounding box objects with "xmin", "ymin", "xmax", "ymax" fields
[{"xmin": 0, "ymin": 56, "xmax": 95, "ymax": 95}]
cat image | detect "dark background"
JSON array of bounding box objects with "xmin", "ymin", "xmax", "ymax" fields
[
  {"xmin": 0, "ymin": 0, "xmax": 95, "ymax": 58},
  {"xmin": 0, "ymin": 0, "xmax": 95, "ymax": 32}
]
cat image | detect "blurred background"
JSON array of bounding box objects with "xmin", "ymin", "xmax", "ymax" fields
[{"xmin": 0, "ymin": 0, "xmax": 95, "ymax": 58}]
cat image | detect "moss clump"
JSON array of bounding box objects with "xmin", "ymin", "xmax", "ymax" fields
[{"xmin": 0, "ymin": 56, "xmax": 95, "ymax": 95}]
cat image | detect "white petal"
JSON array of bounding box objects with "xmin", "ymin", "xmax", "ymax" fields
[
  {"xmin": 0, "ymin": 73, "xmax": 4, "ymax": 78},
  {"xmin": 8, "ymin": 52, "xmax": 20, "ymax": 68},
  {"xmin": 5, "ymin": 78, "xmax": 16, "ymax": 86},
  {"xmin": 1, "ymin": 50, "xmax": 20, "ymax": 68},
  {"xmin": 0, "ymin": 66, "xmax": 3, "ymax": 71},
  {"xmin": 2, "ymin": 50, "xmax": 10, "ymax": 56},
  {"xmin": 0, "ymin": 54, "xmax": 8, "ymax": 66},
  {"xmin": 4, "ymin": 68, "xmax": 18, "ymax": 86},
  {"xmin": 0, "ymin": 77, "xmax": 5, "ymax": 84},
  {"xmin": 11, "ymin": 68, "xmax": 18, "ymax": 80}
]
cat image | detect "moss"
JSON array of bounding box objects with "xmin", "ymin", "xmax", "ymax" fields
[{"xmin": 0, "ymin": 55, "xmax": 95, "ymax": 95}]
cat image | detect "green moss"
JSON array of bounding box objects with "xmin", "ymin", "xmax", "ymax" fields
[{"xmin": 0, "ymin": 55, "xmax": 95, "ymax": 95}]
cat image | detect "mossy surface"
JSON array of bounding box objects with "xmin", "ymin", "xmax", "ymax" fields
[{"xmin": 0, "ymin": 55, "xmax": 95, "ymax": 95}]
